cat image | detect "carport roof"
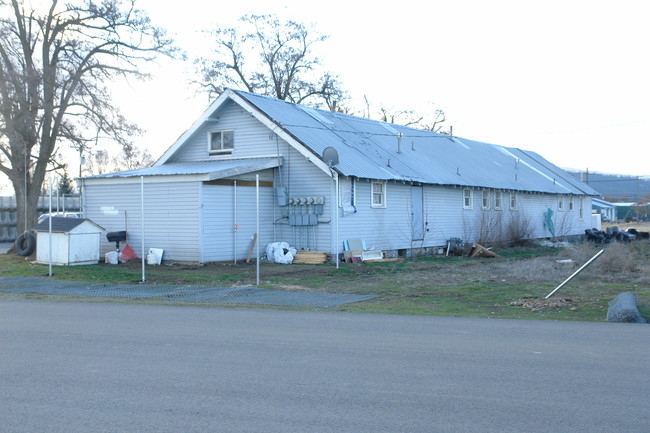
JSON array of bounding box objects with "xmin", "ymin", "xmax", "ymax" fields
[{"xmin": 82, "ymin": 157, "xmax": 281, "ymax": 181}]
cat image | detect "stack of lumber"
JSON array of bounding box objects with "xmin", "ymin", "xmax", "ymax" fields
[{"xmin": 293, "ymin": 250, "xmax": 328, "ymax": 264}]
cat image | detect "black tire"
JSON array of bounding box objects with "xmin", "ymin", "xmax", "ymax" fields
[{"xmin": 15, "ymin": 232, "xmax": 36, "ymax": 256}]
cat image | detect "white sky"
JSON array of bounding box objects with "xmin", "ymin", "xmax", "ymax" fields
[{"xmin": 2, "ymin": 0, "xmax": 648, "ymax": 194}]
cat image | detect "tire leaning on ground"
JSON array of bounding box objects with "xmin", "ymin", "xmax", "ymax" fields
[{"xmin": 15, "ymin": 232, "xmax": 36, "ymax": 256}]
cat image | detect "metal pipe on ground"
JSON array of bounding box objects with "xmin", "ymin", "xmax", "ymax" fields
[{"xmin": 545, "ymin": 249, "xmax": 604, "ymax": 299}]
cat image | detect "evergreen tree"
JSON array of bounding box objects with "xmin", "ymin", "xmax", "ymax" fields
[{"xmin": 58, "ymin": 169, "xmax": 75, "ymax": 195}]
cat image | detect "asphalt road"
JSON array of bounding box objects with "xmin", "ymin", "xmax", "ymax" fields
[{"xmin": 1, "ymin": 301, "xmax": 648, "ymax": 433}]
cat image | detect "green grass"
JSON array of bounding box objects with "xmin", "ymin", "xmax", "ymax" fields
[{"xmin": 1, "ymin": 243, "xmax": 649, "ymax": 322}]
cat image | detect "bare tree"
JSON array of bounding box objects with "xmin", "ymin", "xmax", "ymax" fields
[
  {"xmin": 0, "ymin": 0, "xmax": 175, "ymax": 237},
  {"xmin": 112, "ymin": 143, "xmax": 154, "ymax": 171},
  {"xmin": 366, "ymin": 96, "xmax": 448, "ymax": 133},
  {"xmin": 83, "ymin": 145, "xmax": 153, "ymax": 175},
  {"xmin": 195, "ymin": 14, "xmax": 345, "ymax": 110}
]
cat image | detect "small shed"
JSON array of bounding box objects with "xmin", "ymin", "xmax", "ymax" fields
[{"xmin": 35, "ymin": 217, "xmax": 104, "ymax": 265}]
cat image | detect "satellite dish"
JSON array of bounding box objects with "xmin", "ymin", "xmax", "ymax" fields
[{"xmin": 322, "ymin": 147, "xmax": 339, "ymax": 167}]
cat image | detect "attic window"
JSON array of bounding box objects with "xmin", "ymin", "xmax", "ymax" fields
[{"xmin": 208, "ymin": 130, "xmax": 234, "ymax": 155}]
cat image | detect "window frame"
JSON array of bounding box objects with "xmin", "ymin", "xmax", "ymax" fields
[
  {"xmin": 558, "ymin": 195, "xmax": 564, "ymax": 211},
  {"xmin": 370, "ymin": 181, "xmax": 387, "ymax": 208},
  {"xmin": 509, "ymin": 192, "xmax": 518, "ymax": 210},
  {"xmin": 463, "ymin": 188, "xmax": 473, "ymax": 209},
  {"xmin": 579, "ymin": 197, "xmax": 584, "ymax": 220},
  {"xmin": 494, "ymin": 191, "xmax": 503, "ymax": 210},
  {"xmin": 481, "ymin": 190, "xmax": 490, "ymax": 210},
  {"xmin": 208, "ymin": 129, "xmax": 234, "ymax": 155},
  {"xmin": 568, "ymin": 196, "xmax": 574, "ymax": 212}
]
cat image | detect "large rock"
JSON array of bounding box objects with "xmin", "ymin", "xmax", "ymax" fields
[{"xmin": 606, "ymin": 292, "xmax": 647, "ymax": 323}]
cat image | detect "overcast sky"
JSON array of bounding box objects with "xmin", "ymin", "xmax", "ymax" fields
[{"xmin": 2, "ymin": 0, "xmax": 647, "ymax": 194}]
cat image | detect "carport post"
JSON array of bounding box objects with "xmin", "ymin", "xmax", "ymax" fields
[
  {"xmin": 141, "ymin": 176, "xmax": 145, "ymax": 283},
  {"xmin": 256, "ymin": 174, "xmax": 260, "ymax": 286},
  {"xmin": 48, "ymin": 175, "xmax": 53, "ymax": 277}
]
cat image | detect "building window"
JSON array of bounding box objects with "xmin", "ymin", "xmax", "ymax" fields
[
  {"xmin": 579, "ymin": 198, "xmax": 584, "ymax": 219},
  {"xmin": 510, "ymin": 192, "xmax": 518, "ymax": 210},
  {"xmin": 494, "ymin": 191, "xmax": 502, "ymax": 210},
  {"xmin": 463, "ymin": 189, "xmax": 473, "ymax": 209},
  {"xmin": 208, "ymin": 130, "xmax": 234, "ymax": 155},
  {"xmin": 558, "ymin": 195, "xmax": 564, "ymax": 211},
  {"xmin": 482, "ymin": 190, "xmax": 490, "ymax": 210},
  {"xmin": 371, "ymin": 181, "xmax": 386, "ymax": 208},
  {"xmin": 569, "ymin": 196, "xmax": 574, "ymax": 211}
]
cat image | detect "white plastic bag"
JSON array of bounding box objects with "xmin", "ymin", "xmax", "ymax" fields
[
  {"xmin": 265, "ymin": 242, "xmax": 295, "ymax": 264},
  {"xmin": 105, "ymin": 251, "xmax": 118, "ymax": 265}
]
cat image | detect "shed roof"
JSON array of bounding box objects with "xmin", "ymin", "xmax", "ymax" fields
[{"xmin": 83, "ymin": 157, "xmax": 280, "ymax": 180}]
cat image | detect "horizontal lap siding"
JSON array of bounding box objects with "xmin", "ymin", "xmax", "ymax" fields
[
  {"xmin": 451, "ymin": 190, "xmax": 591, "ymax": 244},
  {"xmin": 84, "ymin": 182, "xmax": 200, "ymax": 261},
  {"xmin": 424, "ymin": 186, "xmax": 466, "ymax": 246},
  {"xmin": 172, "ymin": 100, "xmax": 279, "ymax": 162},
  {"xmin": 201, "ymin": 183, "xmax": 274, "ymax": 262},
  {"xmin": 337, "ymin": 180, "xmax": 413, "ymax": 252},
  {"xmin": 338, "ymin": 184, "xmax": 593, "ymax": 252},
  {"xmin": 274, "ymin": 141, "xmax": 333, "ymax": 253}
]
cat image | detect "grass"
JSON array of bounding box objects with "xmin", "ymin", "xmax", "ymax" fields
[{"xmin": 1, "ymin": 240, "xmax": 649, "ymax": 322}]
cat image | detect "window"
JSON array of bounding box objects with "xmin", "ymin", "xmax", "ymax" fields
[
  {"xmin": 568, "ymin": 196, "xmax": 574, "ymax": 211},
  {"xmin": 371, "ymin": 181, "xmax": 386, "ymax": 208},
  {"xmin": 558, "ymin": 195, "xmax": 564, "ymax": 211},
  {"xmin": 510, "ymin": 192, "xmax": 518, "ymax": 210},
  {"xmin": 494, "ymin": 191, "xmax": 502, "ymax": 210},
  {"xmin": 208, "ymin": 130, "xmax": 234, "ymax": 155},
  {"xmin": 463, "ymin": 189, "xmax": 473, "ymax": 209},
  {"xmin": 579, "ymin": 198, "xmax": 584, "ymax": 219},
  {"xmin": 482, "ymin": 190, "xmax": 490, "ymax": 210}
]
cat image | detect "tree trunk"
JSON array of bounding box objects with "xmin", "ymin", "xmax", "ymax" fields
[{"xmin": 10, "ymin": 175, "xmax": 40, "ymax": 236}]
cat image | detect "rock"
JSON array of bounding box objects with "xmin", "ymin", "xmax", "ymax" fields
[{"xmin": 606, "ymin": 292, "xmax": 647, "ymax": 323}]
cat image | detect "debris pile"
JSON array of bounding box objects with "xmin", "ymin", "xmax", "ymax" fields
[
  {"xmin": 509, "ymin": 297, "xmax": 578, "ymax": 311},
  {"xmin": 584, "ymin": 226, "xmax": 648, "ymax": 243}
]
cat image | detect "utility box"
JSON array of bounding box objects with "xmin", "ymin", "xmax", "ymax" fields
[{"xmin": 34, "ymin": 217, "xmax": 104, "ymax": 265}]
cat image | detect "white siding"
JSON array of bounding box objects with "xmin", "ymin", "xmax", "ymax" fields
[
  {"xmin": 335, "ymin": 183, "xmax": 593, "ymax": 253},
  {"xmin": 171, "ymin": 99, "xmax": 282, "ymax": 162},
  {"xmin": 201, "ymin": 180, "xmax": 274, "ymax": 262},
  {"xmin": 272, "ymin": 138, "xmax": 333, "ymax": 253},
  {"xmin": 448, "ymin": 189, "xmax": 591, "ymax": 244},
  {"xmin": 335, "ymin": 180, "xmax": 410, "ymax": 251},
  {"xmin": 84, "ymin": 181, "xmax": 201, "ymax": 262}
]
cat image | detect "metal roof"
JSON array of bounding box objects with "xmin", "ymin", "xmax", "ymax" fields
[
  {"xmin": 83, "ymin": 157, "xmax": 280, "ymax": 180},
  {"xmin": 232, "ymin": 90, "xmax": 599, "ymax": 196}
]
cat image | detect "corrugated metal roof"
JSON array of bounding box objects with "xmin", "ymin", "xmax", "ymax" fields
[
  {"xmin": 83, "ymin": 158, "xmax": 280, "ymax": 180},
  {"xmin": 233, "ymin": 90, "xmax": 599, "ymax": 196}
]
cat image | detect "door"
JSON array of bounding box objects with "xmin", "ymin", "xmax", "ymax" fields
[{"xmin": 411, "ymin": 186, "xmax": 424, "ymax": 241}]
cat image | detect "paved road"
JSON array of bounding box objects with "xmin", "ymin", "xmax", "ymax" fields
[{"xmin": 1, "ymin": 301, "xmax": 648, "ymax": 432}]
